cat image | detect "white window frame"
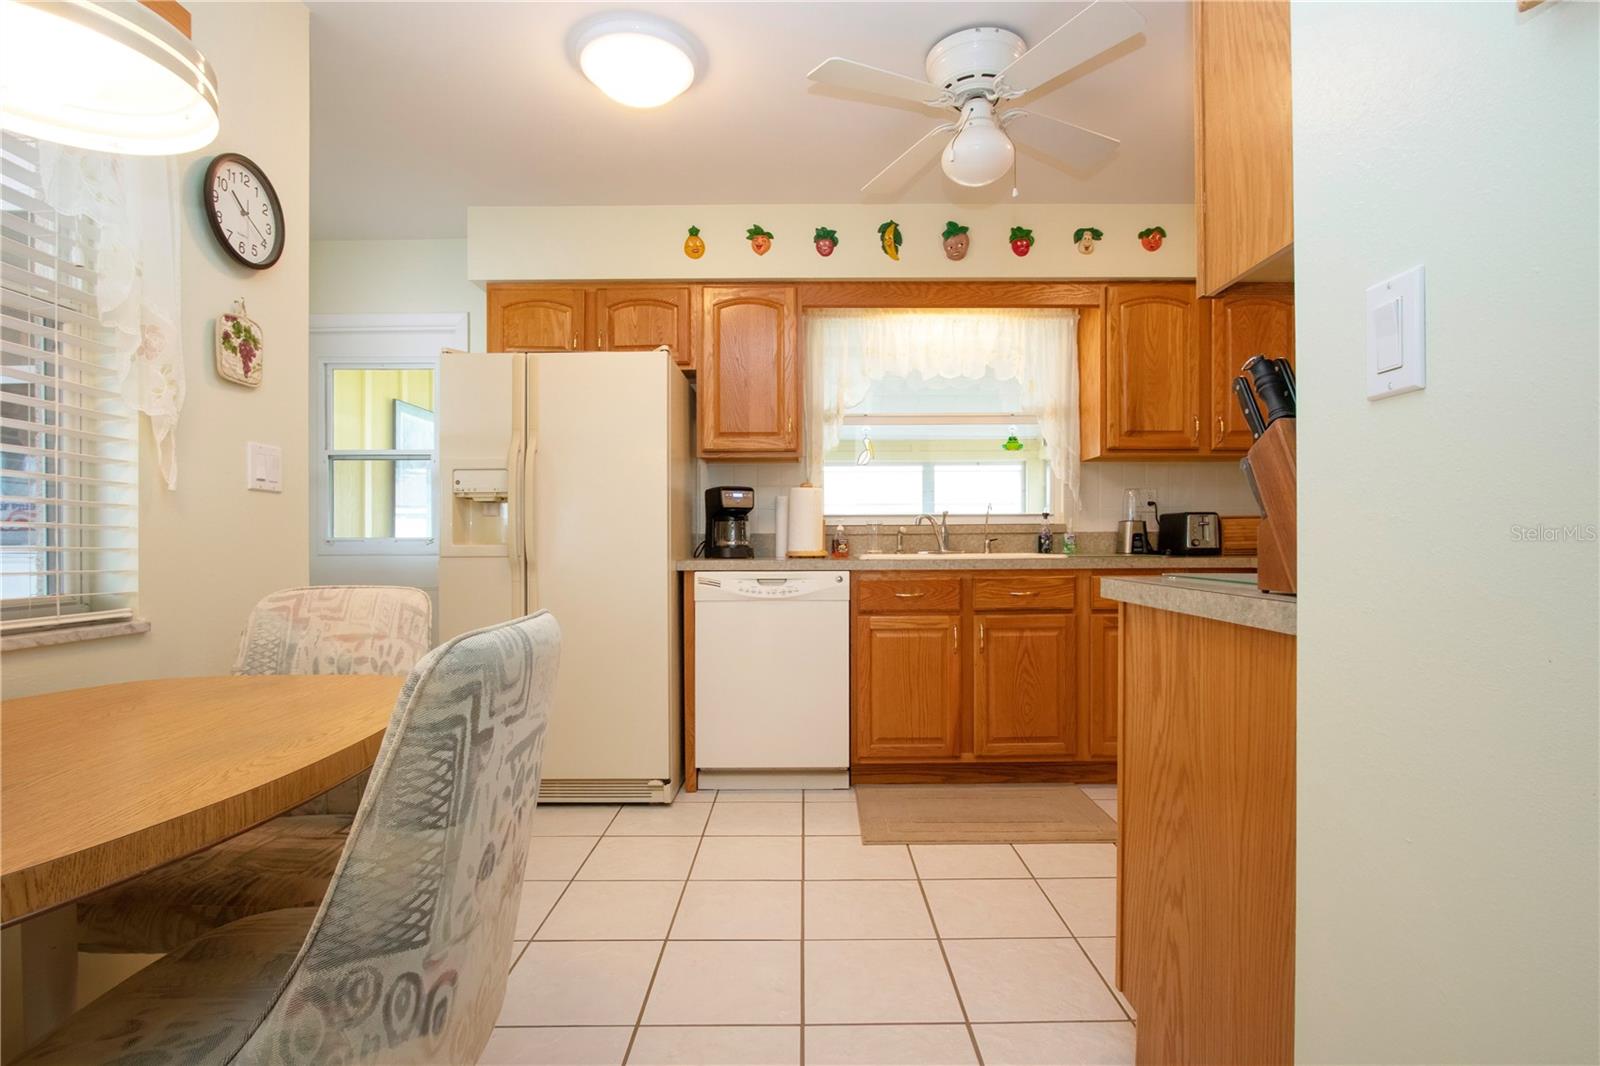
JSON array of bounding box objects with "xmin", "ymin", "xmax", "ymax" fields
[{"xmin": 309, "ymin": 314, "xmax": 465, "ymax": 558}]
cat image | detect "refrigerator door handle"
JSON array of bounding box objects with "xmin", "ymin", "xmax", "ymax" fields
[
  {"xmin": 523, "ymin": 434, "xmax": 538, "ymax": 567},
  {"xmin": 506, "ymin": 431, "xmax": 525, "ymax": 572}
]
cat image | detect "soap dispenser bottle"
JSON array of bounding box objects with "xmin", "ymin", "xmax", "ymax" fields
[{"xmin": 1037, "ymin": 512, "xmax": 1054, "ymax": 554}]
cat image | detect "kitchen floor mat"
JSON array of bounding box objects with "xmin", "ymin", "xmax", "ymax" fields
[{"xmin": 855, "ymin": 784, "xmax": 1117, "ymax": 844}]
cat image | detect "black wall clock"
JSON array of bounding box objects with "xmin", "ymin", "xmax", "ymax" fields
[{"xmin": 203, "ymin": 153, "xmax": 284, "ymax": 270}]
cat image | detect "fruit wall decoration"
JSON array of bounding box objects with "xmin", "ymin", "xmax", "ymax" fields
[
  {"xmin": 1138, "ymin": 226, "xmax": 1167, "ymax": 252},
  {"xmin": 813, "ymin": 227, "xmax": 839, "ymax": 257},
  {"xmin": 683, "ymin": 226, "xmax": 705, "ymax": 260},
  {"xmin": 941, "ymin": 221, "xmax": 970, "ymax": 261},
  {"xmin": 746, "ymin": 224, "xmax": 774, "ymax": 256},
  {"xmin": 1009, "ymin": 226, "xmax": 1035, "ymax": 257},
  {"xmin": 877, "ymin": 220, "xmax": 902, "ymax": 261},
  {"xmin": 1074, "ymin": 227, "xmax": 1103, "ymax": 255},
  {"xmin": 215, "ymin": 298, "xmax": 263, "ymax": 387}
]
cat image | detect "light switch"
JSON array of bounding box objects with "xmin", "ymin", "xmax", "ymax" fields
[
  {"xmin": 1367, "ymin": 266, "xmax": 1426, "ymax": 399},
  {"xmin": 246, "ymin": 442, "xmax": 282, "ymax": 493}
]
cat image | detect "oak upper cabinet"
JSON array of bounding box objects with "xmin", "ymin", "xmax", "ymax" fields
[
  {"xmin": 1085, "ymin": 612, "xmax": 1119, "ymax": 759},
  {"xmin": 489, "ymin": 285, "xmax": 585, "ymax": 352},
  {"xmin": 1101, "ymin": 283, "xmax": 1205, "ymax": 453},
  {"xmin": 698, "ymin": 285, "xmax": 801, "ymax": 458},
  {"xmin": 973, "ymin": 612, "xmax": 1076, "ymax": 758},
  {"xmin": 595, "ymin": 286, "xmax": 694, "ymax": 370},
  {"xmin": 852, "ymin": 614, "xmax": 962, "ymax": 760},
  {"xmin": 1194, "ymin": 0, "xmax": 1293, "ymax": 295},
  {"xmin": 1207, "ymin": 286, "xmax": 1295, "ymax": 453}
]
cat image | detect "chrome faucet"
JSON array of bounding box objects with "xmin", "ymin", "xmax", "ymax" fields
[
  {"xmin": 914, "ymin": 511, "xmax": 952, "ymax": 553},
  {"xmin": 982, "ymin": 504, "xmax": 1000, "ymax": 554}
]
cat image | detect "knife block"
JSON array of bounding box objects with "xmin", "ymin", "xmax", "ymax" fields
[{"xmin": 1246, "ymin": 418, "xmax": 1296, "ymax": 594}]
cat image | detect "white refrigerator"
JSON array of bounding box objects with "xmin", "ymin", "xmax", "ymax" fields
[{"xmin": 438, "ymin": 349, "xmax": 692, "ymax": 803}]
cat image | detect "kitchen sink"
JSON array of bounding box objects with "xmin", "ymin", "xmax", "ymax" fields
[{"xmin": 859, "ymin": 551, "xmax": 1052, "ymax": 560}]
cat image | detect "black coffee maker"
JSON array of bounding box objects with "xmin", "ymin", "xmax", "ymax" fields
[{"xmin": 702, "ymin": 486, "xmax": 755, "ymax": 559}]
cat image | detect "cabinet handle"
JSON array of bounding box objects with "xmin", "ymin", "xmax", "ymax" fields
[
  {"xmin": 978, "ymin": 622, "xmax": 985, "ymax": 651},
  {"xmin": 1217, "ymin": 416, "xmax": 1226, "ymax": 437},
  {"xmin": 1192, "ymin": 414, "xmax": 1200, "ymax": 436},
  {"xmin": 1007, "ymin": 590, "xmax": 1036, "ymax": 597},
  {"xmin": 571, "ymin": 333, "xmax": 579, "ymax": 350},
  {"xmin": 599, "ymin": 331, "xmax": 606, "ymax": 348},
  {"xmin": 786, "ymin": 415, "xmax": 793, "ymax": 435},
  {"xmin": 894, "ymin": 591, "xmax": 926, "ymax": 598},
  {"xmin": 952, "ymin": 624, "xmax": 959, "ymax": 651}
]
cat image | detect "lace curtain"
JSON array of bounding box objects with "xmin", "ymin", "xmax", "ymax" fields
[
  {"xmin": 807, "ymin": 307, "xmax": 1081, "ymax": 509},
  {"xmin": 37, "ymin": 144, "xmax": 185, "ymax": 489}
]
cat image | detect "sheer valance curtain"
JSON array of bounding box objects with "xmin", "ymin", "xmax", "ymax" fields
[{"xmin": 806, "ymin": 307, "xmax": 1081, "ymax": 509}]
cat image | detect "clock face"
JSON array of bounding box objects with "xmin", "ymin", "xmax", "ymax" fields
[{"xmin": 204, "ymin": 154, "xmax": 283, "ymax": 269}]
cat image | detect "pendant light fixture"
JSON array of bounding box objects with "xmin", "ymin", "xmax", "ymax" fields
[
  {"xmin": 569, "ymin": 13, "xmax": 701, "ymax": 109},
  {"xmin": 0, "ymin": 0, "xmax": 220, "ymax": 156}
]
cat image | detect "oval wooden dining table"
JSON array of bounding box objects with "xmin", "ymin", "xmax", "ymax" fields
[{"xmin": 1, "ymin": 674, "xmax": 403, "ymax": 927}]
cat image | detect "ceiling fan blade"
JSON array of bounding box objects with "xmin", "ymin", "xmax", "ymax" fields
[
  {"xmin": 808, "ymin": 57, "xmax": 945, "ymax": 105},
  {"xmin": 997, "ymin": 0, "xmax": 1146, "ymax": 94},
  {"xmin": 1001, "ymin": 110, "xmax": 1121, "ymax": 170},
  {"xmin": 862, "ymin": 123, "xmax": 957, "ymax": 195}
]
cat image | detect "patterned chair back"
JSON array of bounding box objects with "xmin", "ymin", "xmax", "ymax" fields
[
  {"xmin": 231, "ymin": 611, "xmax": 560, "ymax": 1065},
  {"xmin": 233, "ymin": 586, "xmax": 433, "ymax": 677}
]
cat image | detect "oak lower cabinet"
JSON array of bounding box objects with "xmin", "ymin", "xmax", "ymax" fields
[
  {"xmin": 973, "ymin": 612, "xmax": 1076, "ymax": 757},
  {"xmin": 1085, "ymin": 612, "xmax": 1120, "ymax": 759},
  {"xmin": 852, "ymin": 613, "xmax": 962, "ymax": 760},
  {"xmin": 698, "ymin": 285, "xmax": 801, "ymax": 459}
]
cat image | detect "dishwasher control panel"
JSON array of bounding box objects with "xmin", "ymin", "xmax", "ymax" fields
[{"xmin": 695, "ymin": 572, "xmax": 849, "ymax": 602}]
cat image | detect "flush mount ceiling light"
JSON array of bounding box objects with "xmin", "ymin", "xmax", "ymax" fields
[
  {"xmin": 570, "ymin": 13, "xmax": 701, "ymax": 109},
  {"xmin": 0, "ymin": 0, "xmax": 220, "ymax": 155}
]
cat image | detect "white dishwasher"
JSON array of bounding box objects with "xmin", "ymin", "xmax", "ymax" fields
[{"xmin": 694, "ymin": 571, "xmax": 850, "ymax": 790}]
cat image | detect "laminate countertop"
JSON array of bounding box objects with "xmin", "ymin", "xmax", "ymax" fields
[
  {"xmin": 677, "ymin": 555, "xmax": 1256, "ymax": 573},
  {"xmin": 1098, "ymin": 573, "xmax": 1297, "ymax": 635}
]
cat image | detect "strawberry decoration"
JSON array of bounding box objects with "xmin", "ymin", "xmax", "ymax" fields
[
  {"xmin": 1138, "ymin": 226, "xmax": 1167, "ymax": 252},
  {"xmin": 813, "ymin": 226, "xmax": 839, "ymax": 257},
  {"xmin": 746, "ymin": 224, "xmax": 774, "ymax": 256},
  {"xmin": 1008, "ymin": 226, "xmax": 1035, "ymax": 257}
]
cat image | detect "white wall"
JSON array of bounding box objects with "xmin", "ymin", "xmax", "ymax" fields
[
  {"xmin": 1293, "ymin": 3, "xmax": 1598, "ymax": 1062},
  {"xmin": 310, "ymin": 239, "xmax": 485, "ymax": 349},
  {"xmin": 2, "ymin": 3, "xmax": 312, "ymax": 699}
]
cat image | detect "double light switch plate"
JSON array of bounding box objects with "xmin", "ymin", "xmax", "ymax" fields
[{"xmin": 1367, "ymin": 265, "xmax": 1426, "ymax": 400}]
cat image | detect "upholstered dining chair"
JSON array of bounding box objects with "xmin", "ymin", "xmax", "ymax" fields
[
  {"xmin": 76, "ymin": 585, "xmax": 433, "ymax": 955},
  {"xmin": 17, "ymin": 611, "xmax": 559, "ymax": 1066}
]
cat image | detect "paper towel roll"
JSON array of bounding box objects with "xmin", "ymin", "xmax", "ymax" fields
[
  {"xmin": 774, "ymin": 496, "xmax": 789, "ymax": 560},
  {"xmin": 787, "ymin": 485, "xmax": 825, "ymax": 556}
]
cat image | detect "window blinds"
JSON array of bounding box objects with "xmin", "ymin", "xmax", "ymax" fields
[{"xmin": 1, "ymin": 133, "xmax": 138, "ymax": 632}]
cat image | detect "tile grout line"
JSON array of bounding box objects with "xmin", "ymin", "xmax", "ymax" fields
[
  {"xmin": 908, "ymin": 848, "xmax": 986, "ymax": 1066},
  {"xmin": 508, "ymin": 807, "xmax": 621, "ymax": 976},
  {"xmin": 799, "ymin": 796, "xmax": 806, "ymax": 1066},
  {"xmin": 1010, "ymin": 840, "xmax": 1133, "ymax": 1024}
]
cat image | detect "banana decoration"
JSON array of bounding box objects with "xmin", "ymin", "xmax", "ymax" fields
[{"xmin": 877, "ymin": 219, "xmax": 902, "ymax": 261}]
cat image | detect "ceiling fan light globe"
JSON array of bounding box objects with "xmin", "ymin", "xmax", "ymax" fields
[{"xmin": 940, "ymin": 120, "xmax": 1014, "ymax": 188}]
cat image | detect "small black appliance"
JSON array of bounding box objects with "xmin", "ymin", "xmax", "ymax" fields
[
  {"xmin": 703, "ymin": 486, "xmax": 755, "ymax": 559},
  {"xmin": 1157, "ymin": 511, "xmax": 1222, "ymax": 556}
]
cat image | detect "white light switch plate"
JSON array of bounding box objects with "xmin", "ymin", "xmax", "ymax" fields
[
  {"xmin": 1367, "ymin": 265, "xmax": 1426, "ymax": 399},
  {"xmin": 246, "ymin": 441, "xmax": 282, "ymax": 492}
]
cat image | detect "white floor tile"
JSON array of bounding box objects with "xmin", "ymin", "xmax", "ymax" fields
[
  {"xmin": 690, "ymin": 836, "xmax": 803, "ymax": 880},
  {"xmin": 804, "ymin": 836, "xmax": 915, "ymax": 880},
  {"xmin": 706, "ymin": 803, "xmax": 803, "ymax": 836},
  {"xmin": 671, "ymin": 881, "xmax": 802, "ymax": 940},
  {"xmin": 528, "ymin": 804, "xmax": 619, "ymax": 836},
  {"xmin": 944, "ymin": 940, "xmax": 1123, "ymax": 1023},
  {"xmin": 973, "ymin": 1022, "xmax": 1136, "ymax": 1065},
  {"xmin": 803, "ymin": 803, "xmax": 861, "ymax": 835},
  {"xmin": 675, "ymin": 788, "xmax": 717, "ymax": 802},
  {"xmin": 1093, "ymin": 799, "xmax": 1118, "ymax": 821},
  {"xmin": 524, "ymin": 836, "xmax": 599, "ymax": 880},
  {"xmin": 607, "ymin": 804, "xmax": 711, "ymax": 836},
  {"xmin": 804, "ymin": 1024, "xmax": 978, "ymax": 1065},
  {"xmin": 1080, "ymin": 784, "xmax": 1118, "ymax": 801},
  {"xmin": 628, "ymin": 1026, "xmax": 799, "ymax": 1065},
  {"xmin": 923, "ymin": 879, "xmax": 1068, "ymax": 938},
  {"xmin": 513, "ymin": 881, "xmax": 567, "ymax": 939},
  {"xmin": 804, "ymin": 788, "xmax": 857, "ymax": 803},
  {"xmin": 499, "ymin": 940, "xmax": 660, "ymax": 1026},
  {"xmin": 642, "ymin": 941, "xmax": 802, "ymax": 1025},
  {"xmin": 911, "ymin": 844, "xmax": 1030, "ymax": 879},
  {"xmin": 575, "ymin": 837, "xmax": 699, "ymax": 881},
  {"xmin": 478, "ymin": 1025, "xmax": 631, "ymax": 1065},
  {"xmin": 1014, "ymin": 843, "xmax": 1117, "ymax": 879},
  {"xmin": 535, "ymin": 881, "xmax": 682, "ymax": 940},
  {"xmin": 1078, "ymin": 938, "xmax": 1134, "ymax": 1018},
  {"xmin": 804, "ymin": 940, "xmax": 963, "ymax": 1024},
  {"xmin": 714, "ymin": 790, "xmax": 804, "ymax": 803},
  {"xmin": 805, "ymin": 881, "xmax": 934, "ymax": 939},
  {"xmin": 1038, "ymin": 878, "xmax": 1117, "ymax": 937}
]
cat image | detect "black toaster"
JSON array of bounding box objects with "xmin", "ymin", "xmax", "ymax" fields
[{"xmin": 1158, "ymin": 512, "xmax": 1221, "ymax": 555}]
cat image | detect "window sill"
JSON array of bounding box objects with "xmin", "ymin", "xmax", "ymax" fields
[{"xmin": 1, "ymin": 618, "xmax": 152, "ymax": 653}]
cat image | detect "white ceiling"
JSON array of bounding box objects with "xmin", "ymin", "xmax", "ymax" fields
[{"xmin": 307, "ymin": 2, "xmax": 1194, "ymax": 240}]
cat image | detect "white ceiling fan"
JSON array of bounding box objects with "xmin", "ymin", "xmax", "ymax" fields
[{"xmin": 806, "ymin": 0, "xmax": 1146, "ymax": 194}]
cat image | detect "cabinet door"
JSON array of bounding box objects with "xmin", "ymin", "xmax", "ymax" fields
[
  {"xmin": 853, "ymin": 613, "xmax": 962, "ymax": 761},
  {"xmin": 596, "ymin": 286, "xmax": 694, "ymax": 369},
  {"xmin": 973, "ymin": 612, "xmax": 1076, "ymax": 758},
  {"xmin": 1105, "ymin": 284, "xmax": 1203, "ymax": 451},
  {"xmin": 489, "ymin": 285, "xmax": 585, "ymax": 352},
  {"xmin": 1208, "ymin": 290, "xmax": 1294, "ymax": 453},
  {"xmin": 1086, "ymin": 612, "xmax": 1119, "ymax": 759},
  {"xmin": 699, "ymin": 286, "xmax": 800, "ymax": 456}
]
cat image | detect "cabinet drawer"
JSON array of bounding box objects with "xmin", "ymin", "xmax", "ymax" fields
[
  {"xmin": 972, "ymin": 575, "xmax": 1077, "ymax": 611},
  {"xmin": 856, "ymin": 574, "xmax": 962, "ymax": 613},
  {"xmin": 1091, "ymin": 574, "xmax": 1126, "ymax": 611}
]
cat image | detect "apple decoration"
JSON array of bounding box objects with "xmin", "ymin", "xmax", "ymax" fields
[
  {"xmin": 1073, "ymin": 227, "xmax": 1103, "ymax": 255},
  {"xmin": 813, "ymin": 226, "xmax": 839, "ymax": 257},
  {"xmin": 746, "ymin": 224, "xmax": 774, "ymax": 256},
  {"xmin": 878, "ymin": 220, "xmax": 902, "ymax": 261},
  {"xmin": 1008, "ymin": 226, "xmax": 1035, "ymax": 257},
  {"xmin": 683, "ymin": 226, "xmax": 705, "ymax": 260},
  {"xmin": 1138, "ymin": 226, "xmax": 1167, "ymax": 252},
  {"xmin": 941, "ymin": 221, "xmax": 970, "ymax": 261}
]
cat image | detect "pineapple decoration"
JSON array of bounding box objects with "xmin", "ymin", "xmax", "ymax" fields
[
  {"xmin": 877, "ymin": 220, "xmax": 903, "ymax": 261},
  {"xmin": 746, "ymin": 224, "xmax": 774, "ymax": 256},
  {"xmin": 682, "ymin": 225, "xmax": 706, "ymax": 260}
]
